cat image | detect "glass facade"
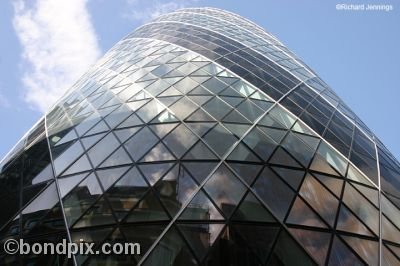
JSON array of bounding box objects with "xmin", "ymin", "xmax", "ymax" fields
[{"xmin": 1, "ymin": 7, "xmax": 399, "ymax": 265}]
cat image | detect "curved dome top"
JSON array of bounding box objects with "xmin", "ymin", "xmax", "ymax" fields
[{"xmin": 125, "ymin": 7, "xmax": 400, "ymax": 200}]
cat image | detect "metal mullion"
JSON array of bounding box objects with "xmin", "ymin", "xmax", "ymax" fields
[{"xmin": 43, "ymin": 115, "xmax": 77, "ymax": 266}]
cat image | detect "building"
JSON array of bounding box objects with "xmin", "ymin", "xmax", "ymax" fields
[{"xmin": 1, "ymin": 7, "xmax": 399, "ymax": 265}]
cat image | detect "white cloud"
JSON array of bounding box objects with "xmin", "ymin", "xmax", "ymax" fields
[
  {"xmin": 13, "ymin": 0, "xmax": 101, "ymax": 113},
  {"xmin": 124, "ymin": 0, "xmax": 199, "ymax": 23}
]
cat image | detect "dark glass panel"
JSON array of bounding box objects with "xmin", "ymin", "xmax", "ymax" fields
[
  {"xmin": 299, "ymin": 174, "xmax": 339, "ymax": 227},
  {"xmin": 341, "ymin": 235, "xmax": 379, "ymax": 265},
  {"xmin": 252, "ymin": 167, "xmax": 294, "ymax": 221},
  {"xmin": 163, "ymin": 124, "xmax": 198, "ymax": 158},
  {"xmin": 142, "ymin": 226, "xmax": 198, "ymax": 266},
  {"xmin": 286, "ymin": 197, "xmax": 327, "ymax": 228},
  {"xmin": 267, "ymin": 230, "xmax": 316, "ymax": 265},
  {"xmin": 342, "ymin": 183, "xmax": 379, "ymax": 235},
  {"xmin": 125, "ymin": 127, "xmax": 159, "ymax": 161},
  {"xmin": 328, "ymin": 236, "xmax": 364, "ymax": 266},
  {"xmin": 105, "ymin": 167, "xmax": 149, "ymax": 220},
  {"xmin": 203, "ymin": 164, "xmax": 246, "ymax": 217},
  {"xmin": 336, "ymin": 204, "xmax": 374, "ymax": 237},
  {"xmin": 288, "ymin": 228, "xmax": 331, "ymax": 265}
]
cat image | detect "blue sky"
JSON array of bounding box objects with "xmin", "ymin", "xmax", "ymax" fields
[{"xmin": 0, "ymin": 0, "xmax": 399, "ymax": 161}]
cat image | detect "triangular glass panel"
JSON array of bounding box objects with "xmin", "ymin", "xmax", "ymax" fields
[
  {"xmin": 288, "ymin": 228, "xmax": 331, "ymax": 265},
  {"xmin": 106, "ymin": 167, "xmax": 149, "ymax": 220},
  {"xmin": 141, "ymin": 142, "xmax": 176, "ymax": 162},
  {"xmin": 227, "ymin": 142, "xmax": 261, "ymax": 162},
  {"xmin": 173, "ymin": 77, "xmax": 199, "ymax": 94},
  {"xmin": 62, "ymin": 173, "xmax": 103, "ymax": 226},
  {"xmin": 251, "ymin": 99, "xmax": 273, "ymax": 111},
  {"xmin": 88, "ymin": 133, "xmax": 120, "ymax": 167},
  {"xmin": 179, "ymin": 189, "xmax": 224, "ymax": 220},
  {"xmin": 62, "ymin": 154, "xmax": 92, "ymax": 176},
  {"xmin": 281, "ymin": 132, "xmax": 315, "ymax": 168},
  {"xmin": 188, "ymin": 85, "xmax": 213, "ymax": 95},
  {"xmin": 149, "ymin": 123, "xmax": 178, "ymax": 139},
  {"xmin": 177, "ymin": 223, "xmax": 225, "ymax": 263},
  {"xmin": 125, "ymin": 191, "xmax": 170, "ymax": 222},
  {"xmin": 223, "ymin": 123, "xmax": 250, "ymax": 138},
  {"xmin": 202, "ymin": 97, "xmax": 232, "ymax": 120},
  {"xmin": 236, "ymin": 99, "xmax": 264, "ymax": 122},
  {"xmin": 268, "ymin": 147, "xmax": 302, "ymax": 168},
  {"xmin": 84, "ymin": 120, "xmax": 109, "ymax": 136},
  {"xmin": 55, "ymin": 129, "xmax": 78, "ymax": 146},
  {"xmin": 346, "ymin": 164, "xmax": 373, "ymax": 186},
  {"xmin": 231, "ymin": 192, "xmax": 276, "ymax": 222},
  {"xmin": 294, "ymin": 132, "xmax": 320, "ymax": 152},
  {"xmin": 337, "ymin": 204, "xmax": 374, "ymax": 237},
  {"xmin": 252, "ymin": 167, "xmax": 295, "ymax": 221},
  {"xmin": 138, "ymin": 163, "xmax": 174, "ymax": 186},
  {"xmin": 136, "ymin": 99, "xmax": 165, "ymax": 123},
  {"xmin": 203, "ymin": 124, "xmax": 237, "ymax": 157},
  {"xmin": 272, "ymin": 166, "xmax": 305, "ymax": 190},
  {"xmin": 219, "ymin": 87, "xmax": 243, "ymax": 97},
  {"xmin": 258, "ymin": 114, "xmax": 286, "ymax": 129},
  {"xmin": 96, "ymin": 166, "xmax": 130, "ymax": 192},
  {"xmin": 126, "ymin": 99, "xmax": 150, "ymax": 111},
  {"xmin": 157, "ymin": 96, "xmax": 181, "ymax": 107},
  {"xmin": 163, "ymin": 77, "xmax": 183, "ymax": 85},
  {"xmin": 387, "ymin": 244, "xmax": 400, "ymax": 260},
  {"xmin": 183, "ymin": 141, "xmax": 218, "ymax": 160},
  {"xmin": 228, "ymin": 162, "xmax": 262, "ymax": 186},
  {"xmin": 221, "ymin": 109, "xmax": 251, "ymax": 124},
  {"xmin": 142, "ymin": 226, "xmax": 199, "ymax": 266},
  {"xmin": 217, "ymin": 70, "xmax": 234, "ymax": 78},
  {"xmin": 342, "ymin": 183, "xmax": 379, "ymax": 235},
  {"xmin": 154, "ymin": 165, "xmax": 199, "ymax": 217},
  {"xmin": 190, "ymin": 76, "xmax": 210, "ymax": 84},
  {"xmin": 328, "ymin": 236, "xmax": 364, "ymax": 266},
  {"xmin": 299, "ymin": 174, "xmax": 339, "ymax": 227},
  {"xmin": 183, "ymin": 162, "xmax": 218, "ymax": 184},
  {"xmin": 243, "ymin": 128, "xmax": 277, "ymax": 161},
  {"xmin": 352, "ymin": 183, "xmax": 379, "ymax": 208},
  {"xmin": 119, "ymin": 224, "xmax": 166, "ymax": 262},
  {"xmin": 287, "ymin": 197, "xmax": 327, "ymax": 228},
  {"xmin": 203, "ymin": 164, "xmax": 247, "ymax": 218},
  {"xmin": 114, "ymin": 127, "xmax": 141, "ymax": 143},
  {"xmin": 124, "ymin": 127, "xmax": 159, "ymax": 161},
  {"xmin": 382, "ymin": 246, "xmax": 400, "ymax": 266},
  {"xmin": 186, "ymin": 122, "xmax": 215, "ymax": 137},
  {"xmin": 71, "ymin": 227, "xmax": 114, "ymax": 265},
  {"xmin": 219, "ymin": 96, "xmax": 244, "ymax": 107},
  {"xmin": 382, "ymin": 215, "xmax": 400, "ymax": 243},
  {"xmin": 163, "ymin": 124, "xmax": 198, "ymax": 158},
  {"xmin": 73, "ymin": 196, "xmax": 117, "ymax": 228},
  {"xmin": 150, "ymin": 110, "xmax": 179, "ymax": 123},
  {"xmin": 292, "ymin": 120, "xmax": 316, "ymax": 136},
  {"xmin": 185, "ymin": 108, "xmax": 216, "ymax": 122},
  {"xmin": 81, "ymin": 133, "xmax": 107, "ymax": 150},
  {"xmin": 117, "ymin": 113, "xmax": 143, "ymax": 128},
  {"xmin": 310, "ymin": 154, "xmax": 340, "ymax": 176},
  {"xmin": 100, "ymin": 146, "xmax": 132, "ymax": 167},
  {"xmin": 188, "ymin": 95, "xmax": 212, "ymax": 106},
  {"xmin": 257, "ymin": 126, "xmax": 286, "ymax": 144},
  {"xmin": 341, "ymin": 235, "xmax": 379, "ymax": 265},
  {"xmin": 313, "ymin": 173, "xmax": 343, "ymax": 198},
  {"xmin": 58, "ymin": 173, "xmax": 89, "ymax": 198},
  {"xmin": 267, "ymin": 230, "xmax": 315, "ymax": 265},
  {"xmin": 54, "ymin": 141, "xmax": 85, "ymax": 176}
]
